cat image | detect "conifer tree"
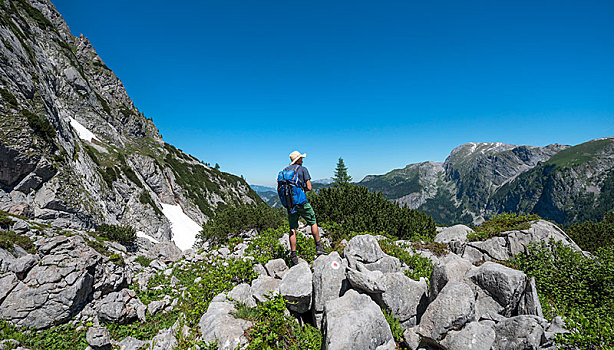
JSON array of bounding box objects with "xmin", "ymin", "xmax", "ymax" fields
[{"xmin": 332, "ymin": 157, "xmax": 352, "ymax": 185}]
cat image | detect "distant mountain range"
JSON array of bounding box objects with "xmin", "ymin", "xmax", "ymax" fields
[{"xmin": 359, "ymin": 137, "xmax": 614, "ymax": 226}]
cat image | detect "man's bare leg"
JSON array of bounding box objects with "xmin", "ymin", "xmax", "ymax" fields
[
  {"xmin": 310, "ymin": 223, "xmax": 320, "ymax": 242},
  {"xmin": 289, "ymin": 228, "xmax": 297, "ymax": 251}
]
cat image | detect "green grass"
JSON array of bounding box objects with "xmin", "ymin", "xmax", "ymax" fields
[
  {"xmin": 0, "ymin": 230, "xmax": 35, "ymax": 254},
  {"xmin": 468, "ymin": 213, "xmax": 540, "ymax": 241},
  {"xmin": 546, "ymin": 138, "xmax": 613, "ymax": 169},
  {"xmin": 0, "ymin": 87, "xmax": 18, "ymax": 107},
  {"xmin": 139, "ymin": 191, "xmax": 163, "ymax": 216}
]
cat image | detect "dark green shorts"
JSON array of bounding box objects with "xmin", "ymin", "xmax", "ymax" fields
[{"xmin": 288, "ymin": 203, "xmax": 317, "ymax": 229}]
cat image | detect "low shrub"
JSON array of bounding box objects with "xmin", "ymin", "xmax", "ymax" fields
[
  {"xmin": 23, "ymin": 109, "xmax": 56, "ymax": 141},
  {"xmin": 234, "ymin": 295, "xmax": 322, "ymax": 350},
  {"xmin": 96, "ymin": 224, "xmax": 137, "ymax": 246},
  {"xmin": 198, "ymin": 204, "xmax": 285, "ymax": 244},
  {"xmin": 383, "ymin": 309, "xmax": 405, "ymax": 346},
  {"xmin": 468, "ymin": 213, "xmax": 540, "ymax": 241},
  {"xmin": 567, "ymin": 211, "xmax": 614, "ymax": 252},
  {"xmin": 134, "ymin": 255, "xmax": 152, "ymax": 267},
  {"xmin": 379, "ymin": 239, "xmax": 433, "ymax": 282},
  {"xmin": 0, "ymin": 319, "xmax": 87, "ymax": 350},
  {"xmin": 0, "ymin": 230, "xmax": 35, "ymax": 254},
  {"xmin": 309, "ymin": 184, "xmax": 436, "ymax": 242},
  {"xmin": 511, "ymin": 241, "xmax": 614, "ymax": 349}
]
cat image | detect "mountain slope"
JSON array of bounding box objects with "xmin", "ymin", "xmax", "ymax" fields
[
  {"xmin": 0, "ymin": 0, "xmax": 260, "ymax": 243},
  {"xmin": 358, "ymin": 140, "xmax": 614, "ymax": 226},
  {"xmin": 489, "ymin": 137, "xmax": 614, "ymax": 225}
]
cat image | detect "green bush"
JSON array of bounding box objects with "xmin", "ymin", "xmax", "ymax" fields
[
  {"xmin": 511, "ymin": 241, "xmax": 614, "ymax": 349},
  {"xmin": 0, "ymin": 88, "xmax": 17, "ymax": 107},
  {"xmin": 0, "ymin": 213, "xmax": 14, "ymax": 229},
  {"xmin": 139, "ymin": 191, "xmax": 163, "ymax": 216},
  {"xmin": 309, "ymin": 183, "xmax": 436, "ymax": 242},
  {"xmin": 246, "ymin": 226, "xmax": 288, "ymax": 265},
  {"xmin": 0, "ymin": 320, "xmax": 87, "ymax": 350},
  {"xmin": 234, "ymin": 295, "xmax": 322, "ymax": 350},
  {"xmin": 134, "ymin": 255, "xmax": 152, "ymax": 267},
  {"xmin": 567, "ymin": 211, "xmax": 614, "ymax": 252},
  {"xmin": 379, "ymin": 239, "xmax": 433, "ymax": 281},
  {"xmin": 23, "ymin": 109, "xmax": 56, "ymax": 141},
  {"xmin": 96, "ymin": 224, "xmax": 136, "ymax": 246},
  {"xmin": 198, "ymin": 204, "xmax": 285, "ymax": 244},
  {"xmin": 383, "ymin": 309, "xmax": 405, "ymax": 346},
  {"xmin": 468, "ymin": 213, "xmax": 540, "ymax": 241}
]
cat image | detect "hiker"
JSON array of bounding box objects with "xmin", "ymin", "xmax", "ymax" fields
[{"xmin": 277, "ymin": 151, "xmax": 326, "ymax": 265}]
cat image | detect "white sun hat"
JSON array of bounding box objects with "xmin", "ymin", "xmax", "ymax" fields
[{"xmin": 289, "ymin": 151, "xmax": 306, "ymax": 164}]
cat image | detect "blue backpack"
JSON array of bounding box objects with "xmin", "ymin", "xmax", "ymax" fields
[{"xmin": 277, "ymin": 165, "xmax": 308, "ymax": 213}]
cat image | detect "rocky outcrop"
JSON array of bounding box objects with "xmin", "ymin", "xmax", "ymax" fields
[
  {"xmin": 0, "ymin": 235, "xmax": 101, "ymax": 329},
  {"xmin": 279, "ymin": 262, "xmax": 312, "ymax": 313},
  {"xmin": 437, "ymin": 220, "xmax": 582, "ymax": 264},
  {"xmin": 0, "ymin": 0, "xmax": 260, "ymax": 243}
]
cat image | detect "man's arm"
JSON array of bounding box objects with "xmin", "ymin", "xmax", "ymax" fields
[{"xmin": 305, "ymin": 180, "xmax": 312, "ymax": 192}]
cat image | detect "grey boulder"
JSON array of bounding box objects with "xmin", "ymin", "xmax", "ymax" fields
[
  {"xmin": 435, "ymin": 224, "xmax": 472, "ymax": 243},
  {"xmin": 279, "ymin": 262, "xmax": 312, "ymax": 313},
  {"xmin": 312, "ymin": 252, "xmax": 348, "ymax": 327},
  {"xmin": 198, "ymin": 301, "xmax": 252, "ymax": 350},
  {"xmin": 98, "ymin": 289, "xmax": 146, "ymax": 324},
  {"xmin": 441, "ymin": 321, "xmax": 496, "ymax": 350},
  {"xmin": 374, "ymin": 272, "xmax": 428, "ymax": 325},
  {"xmin": 117, "ymin": 336, "xmax": 149, "ymax": 350},
  {"xmin": 493, "ymin": 315, "xmax": 546, "ymax": 350},
  {"xmin": 227, "ymin": 283, "xmax": 256, "ymax": 308},
  {"xmin": 469, "ymin": 262, "xmax": 527, "ymax": 316},
  {"xmin": 86, "ymin": 326, "xmax": 111, "ymax": 349},
  {"xmin": 344, "ymin": 235, "xmax": 401, "ymax": 273},
  {"xmin": 251, "ymin": 275, "xmax": 281, "ymax": 303},
  {"xmin": 417, "ymin": 281, "xmax": 475, "ymax": 342},
  {"xmin": 264, "ymin": 258, "xmax": 289, "ymax": 279},
  {"xmin": 429, "ymin": 253, "xmax": 473, "ymax": 302},
  {"xmin": 8, "ymin": 254, "xmax": 39, "ymax": 279},
  {"xmin": 322, "ymin": 289, "xmax": 395, "ymax": 350},
  {"xmin": 346, "ymin": 264, "xmax": 385, "ymax": 294}
]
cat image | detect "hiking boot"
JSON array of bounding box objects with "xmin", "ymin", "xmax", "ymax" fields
[
  {"xmin": 290, "ymin": 253, "xmax": 299, "ymax": 266},
  {"xmin": 315, "ymin": 243, "xmax": 326, "ymax": 256}
]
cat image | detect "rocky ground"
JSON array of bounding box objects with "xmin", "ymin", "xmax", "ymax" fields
[{"xmin": 0, "ymin": 213, "xmax": 581, "ymax": 350}]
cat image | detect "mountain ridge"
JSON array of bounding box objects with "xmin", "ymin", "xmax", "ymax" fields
[
  {"xmin": 0, "ymin": 0, "xmax": 260, "ymax": 245},
  {"xmin": 360, "ymin": 138, "xmax": 612, "ymax": 226}
]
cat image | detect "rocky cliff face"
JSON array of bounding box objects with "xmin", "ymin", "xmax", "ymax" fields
[
  {"xmin": 0, "ymin": 0, "xmax": 260, "ymax": 243},
  {"xmin": 359, "ymin": 139, "xmax": 614, "ymax": 226}
]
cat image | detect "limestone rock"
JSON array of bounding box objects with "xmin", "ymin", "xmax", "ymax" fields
[
  {"xmin": 0, "ymin": 236, "xmax": 101, "ymax": 329},
  {"xmin": 493, "ymin": 315, "xmax": 546, "ymax": 350},
  {"xmin": 374, "ymin": 272, "xmax": 428, "ymax": 325},
  {"xmin": 264, "ymin": 258, "xmax": 289, "ymax": 279},
  {"xmin": 279, "ymin": 262, "xmax": 312, "ymax": 313},
  {"xmin": 429, "ymin": 253, "xmax": 473, "ymax": 302},
  {"xmin": 469, "ymin": 262, "xmax": 527, "ymax": 316},
  {"xmin": 8, "ymin": 254, "xmax": 39, "ymax": 279},
  {"xmin": 86, "ymin": 326, "xmax": 111, "ymax": 349},
  {"xmin": 344, "ymin": 234, "xmax": 401, "ymax": 273},
  {"xmin": 441, "ymin": 321, "xmax": 496, "ymax": 350},
  {"xmin": 118, "ymin": 336, "xmax": 149, "ymax": 350},
  {"xmin": 198, "ymin": 301, "xmax": 251, "ymax": 350},
  {"xmin": 251, "ymin": 275, "xmax": 281, "ymax": 303},
  {"xmin": 417, "ymin": 281, "xmax": 475, "ymax": 342},
  {"xmin": 98, "ymin": 289, "xmax": 146, "ymax": 324},
  {"xmin": 435, "ymin": 224, "xmax": 472, "ymax": 243},
  {"xmin": 346, "ymin": 264, "xmax": 385, "ymax": 294},
  {"xmin": 322, "ymin": 289, "xmax": 395, "ymax": 350},
  {"xmin": 227, "ymin": 283, "xmax": 257, "ymax": 308}
]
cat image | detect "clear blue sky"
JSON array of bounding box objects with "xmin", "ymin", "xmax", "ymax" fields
[{"xmin": 53, "ymin": 0, "xmax": 614, "ymax": 187}]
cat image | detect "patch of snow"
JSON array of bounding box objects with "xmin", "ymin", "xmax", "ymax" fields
[
  {"xmin": 69, "ymin": 117, "xmax": 98, "ymax": 142},
  {"xmin": 161, "ymin": 203, "xmax": 201, "ymax": 251},
  {"xmin": 136, "ymin": 231, "xmax": 160, "ymax": 244}
]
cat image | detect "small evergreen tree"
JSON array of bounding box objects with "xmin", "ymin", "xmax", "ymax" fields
[
  {"xmin": 332, "ymin": 157, "xmax": 352, "ymax": 185},
  {"xmin": 214, "ymin": 163, "xmax": 220, "ymax": 170}
]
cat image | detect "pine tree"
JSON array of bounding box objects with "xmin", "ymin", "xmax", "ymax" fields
[{"xmin": 332, "ymin": 157, "xmax": 352, "ymax": 185}]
